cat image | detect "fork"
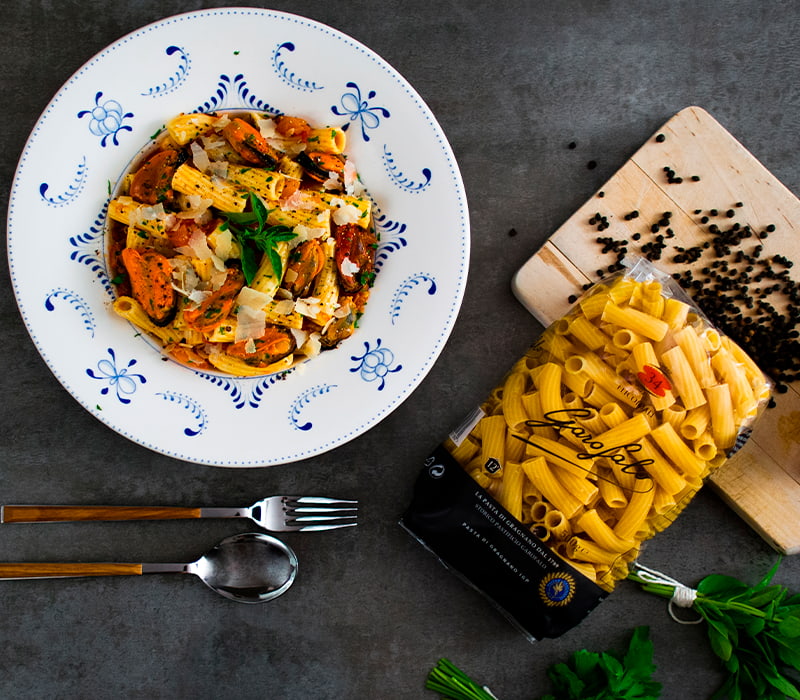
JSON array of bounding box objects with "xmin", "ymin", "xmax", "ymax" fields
[{"xmin": 1, "ymin": 496, "xmax": 358, "ymax": 533}]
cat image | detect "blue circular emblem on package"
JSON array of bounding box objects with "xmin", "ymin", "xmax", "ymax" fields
[{"xmin": 539, "ymin": 572, "xmax": 576, "ymax": 607}]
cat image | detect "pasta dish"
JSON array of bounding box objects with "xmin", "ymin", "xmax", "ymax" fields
[{"xmin": 106, "ymin": 111, "xmax": 376, "ymax": 376}]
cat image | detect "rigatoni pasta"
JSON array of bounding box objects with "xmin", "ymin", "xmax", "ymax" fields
[{"xmin": 442, "ymin": 261, "xmax": 771, "ymax": 592}]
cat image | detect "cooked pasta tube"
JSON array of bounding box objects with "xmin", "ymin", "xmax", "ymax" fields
[
  {"xmin": 307, "ymin": 126, "xmax": 346, "ymax": 153},
  {"xmin": 207, "ymin": 351, "xmax": 295, "ymax": 377},
  {"xmin": 166, "ymin": 112, "xmax": 217, "ymax": 146},
  {"xmin": 171, "ymin": 163, "xmax": 247, "ymax": 212}
]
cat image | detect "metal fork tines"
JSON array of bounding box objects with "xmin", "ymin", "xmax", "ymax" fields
[
  {"xmin": 274, "ymin": 496, "xmax": 358, "ymax": 532},
  {"xmin": 200, "ymin": 496, "xmax": 359, "ymax": 532}
]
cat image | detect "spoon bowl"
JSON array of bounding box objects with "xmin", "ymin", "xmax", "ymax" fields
[
  {"xmin": 186, "ymin": 532, "xmax": 298, "ymax": 603},
  {"xmin": 0, "ymin": 532, "xmax": 298, "ymax": 603}
]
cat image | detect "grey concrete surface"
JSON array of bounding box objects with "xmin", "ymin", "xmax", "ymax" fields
[{"xmin": 2, "ymin": 1, "xmax": 799, "ymax": 698}]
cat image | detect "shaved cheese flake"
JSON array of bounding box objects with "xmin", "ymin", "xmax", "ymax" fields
[
  {"xmin": 176, "ymin": 194, "xmax": 214, "ymax": 220},
  {"xmin": 341, "ymin": 256, "xmax": 360, "ymax": 276},
  {"xmin": 236, "ymin": 286, "xmax": 272, "ymax": 311},
  {"xmin": 289, "ymin": 327, "xmax": 309, "ymax": 349},
  {"xmin": 234, "ymin": 304, "xmax": 266, "ymax": 343},
  {"xmin": 131, "ymin": 203, "xmax": 167, "ymax": 227},
  {"xmin": 208, "ymin": 161, "xmax": 229, "ymax": 181},
  {"xmin": 244, "ymin": 338, "xmax": 257, "ymax": 354},
  {"xmin": 212, "ymin": 114, "xmax": 231, "ymax": 129},
  {"xmin": 283, "ymin": 268, "xmax": 298, "ymax": 285},
  {"xmin": 256, "ymin": 117, "xmax": 278, "ymax": 139},
  {"xmin": 322, "ymin": 172, "xmax": 341, "ymax": 191},
  {"xmin": 294, "ymin": 297, "xmax": 322, "ymax": 319},
  {"xmin": 343, "ymin": 160, "xmax": 363, "ymax": 196},
  {"xmin": 210, "ymin": 227, "xmax": 236, "ymax": 261},
  {"xmin": 190, "ymin": 141, "xmax": 211, "ymax": 174},
  {"xmin": 273, "ymin": 299, "xmax": 296, "ymax": 315},
  {"xmin": 301, "ymin": 332, "xmax": 322, "ymax": 357},
  {"xmin": 332, "ymin": 203, "xmax": 363, "ymax": 226},
  {"xmin": 281, "ymin": 189, "xmax": 317, "ymax": 211},
  {"xmin": 292, "ymin": 223, "xmax": 328, "ymax": 242}
]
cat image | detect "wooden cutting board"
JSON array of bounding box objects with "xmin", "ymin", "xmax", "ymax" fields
[{"xmin": 512, "ymin": 106, "xmax": 800, "ymax": 555}]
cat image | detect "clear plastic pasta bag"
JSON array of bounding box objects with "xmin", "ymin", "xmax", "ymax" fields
[{"xmin": 400, "ymin": 258, "xmax": 772, "ymax": 640}]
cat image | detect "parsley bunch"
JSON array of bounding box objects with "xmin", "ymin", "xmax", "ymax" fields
[
  {"xmin": 629, "ymin": 560, "xmax": 800, "ymax": 700},
  {"xmin": 220, "ymin": 192, "xmax": 296, "ymax": 285},
  {"xmin": 539, "ymin": 626, "xmax": 660, "ymax": 700},
  {"xmin": 426, "ymin": 627, "xmax": 660, "ymax": 700}
]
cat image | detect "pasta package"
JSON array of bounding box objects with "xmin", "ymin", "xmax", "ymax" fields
[{"xmin": 401, "ymin": 258, "xmax": 771, "ymax": 640}]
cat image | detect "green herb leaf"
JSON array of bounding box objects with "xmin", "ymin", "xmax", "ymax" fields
[{"xmin": 220, "ymin": 193, "xmax": 296, "ymax": 285}]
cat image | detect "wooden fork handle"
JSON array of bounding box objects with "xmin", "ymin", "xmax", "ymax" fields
[
  {"xmin": 0, "ymin": 563, "xmax": 143, "ymax": 579},
  {"xmin": 1, "ymin": 505, "xmax": 202, "ymax": 523}
]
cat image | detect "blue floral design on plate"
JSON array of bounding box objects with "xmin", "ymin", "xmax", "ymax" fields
[
  {"xmin": 389, "ymin": 274, "xmax": 437, "ymax": 325},
  {"xmin": 350, "ymin": 339, "xmax": 402, "ymax": 391},
  {"xmin": 382, "ymin": 145, "xmax": 432, "ymax": 192},
  {"xmin": 45, "ymin": 288, "xmax": 96, "ymax": 336},
  {"xmin": 86, "ymin": 348, "xmax": 146, "ymax": 405},
  {"xmin": 39, "ymin": 156, "xmax": 88, "ymax": 206},
  {"xmin": 195, "ymin": 74, "xmax": 280, "ymax": 114},
  {"xmin": 331, "ymin": 82, "xmax": 390, "ymax": 141},
  {"xmin": 198, "ymin": 370, "xmax": 292, "ymax": 409},
  {"xmin": 69, "ymin": 203, "xmax": 113, "ymax": 297},
  {"xmin": 141, "ymin": 45, "xmax": 191, "ymax": 97},
  {"xmin": 289, "ymin": 384, "xmax": 337, "ymax": 431},
  {"xmin": 372, "ymin": 207, "xmax": 408, "ymax": 273},
  {"xmin": 273, "ymin": 42, "xmax": 324, "ymax": 91},
  {"xmin": 156, "ymin": 391, "xmax": 207, "ymax": 436},
  {"xmin": 77, "ymin": 92, "xmax": 133, "ymax": 147}
]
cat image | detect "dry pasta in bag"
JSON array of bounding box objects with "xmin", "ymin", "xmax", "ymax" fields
[{"xmin": 401, "ymin": 258, "xmax": 771, "ymax": 640}]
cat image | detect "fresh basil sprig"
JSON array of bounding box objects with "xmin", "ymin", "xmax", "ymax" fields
[
  {"xmin": 220, "ymin": 192, "xmax": 296, "ymax": 285},
  {"xmin": 629, "ymin": 559, "xmax": 800, "ymax": 700}
]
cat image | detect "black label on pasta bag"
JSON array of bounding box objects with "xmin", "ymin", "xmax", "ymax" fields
[{"xmin": 400, "ymin": 445, "xmax": 608, "ymax": 641}]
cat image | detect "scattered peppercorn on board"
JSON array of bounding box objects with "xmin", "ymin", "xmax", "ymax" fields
[{"xmin": 512, "ymin": 105, "xmax": 800, "ymax": 555}]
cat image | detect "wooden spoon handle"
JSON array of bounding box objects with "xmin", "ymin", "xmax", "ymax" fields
[
  {"xmin": 1, "ymin": 505, "xmax": 202, "ymax": 523},
  {"xmin": 0, "ymin": 563, "xmax": 143, "ymax": 579}
]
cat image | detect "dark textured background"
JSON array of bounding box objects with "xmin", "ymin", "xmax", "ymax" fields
[{"xmin": 2, "ymin": 1, "xmax": 799, "ymax": 698}]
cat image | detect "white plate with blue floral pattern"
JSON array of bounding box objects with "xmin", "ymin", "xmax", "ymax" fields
[{"xmin": 7, "ymin": 8, "xmax": 469, "ymax": 466}]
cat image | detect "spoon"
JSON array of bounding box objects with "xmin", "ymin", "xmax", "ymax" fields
[{"xmin": 0, "ymin": 532, "xmax": 298, "ymax": 603}]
